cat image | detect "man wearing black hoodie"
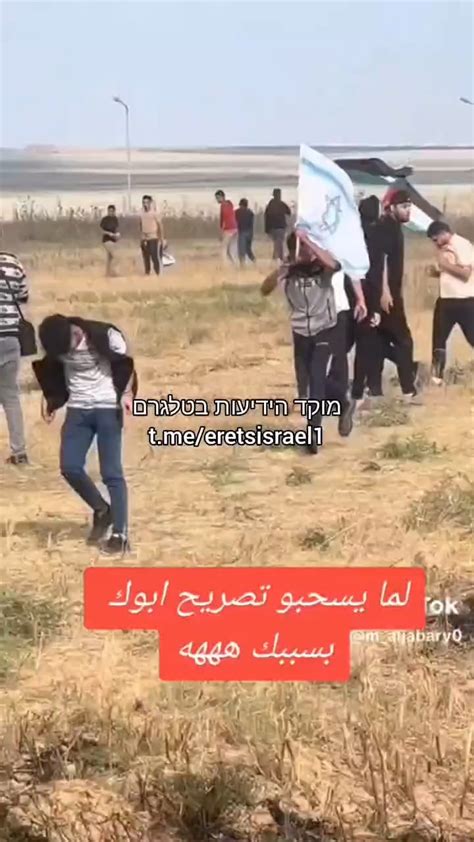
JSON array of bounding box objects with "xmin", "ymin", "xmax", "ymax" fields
[{"xmin": 32, "ymin": 315, "xmax": 138, "ymax": 556}]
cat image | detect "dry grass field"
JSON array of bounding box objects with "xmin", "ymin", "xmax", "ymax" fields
[{"xmin": 0, "ymin": 227, "xmax": 473, "ymax": 841}]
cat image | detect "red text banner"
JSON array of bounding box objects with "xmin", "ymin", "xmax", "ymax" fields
[{"xmin": 84, "ymin": 567, "xmax": 426, "ymax": 681}]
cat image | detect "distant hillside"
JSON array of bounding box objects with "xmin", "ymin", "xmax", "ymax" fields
[
  {"xmin": 1, "ymin": 144, "xmax": 472, "ymax": 156},
  {"xmin": 23, "ymin": 145, "xmax": 59, "ymax": 154}
]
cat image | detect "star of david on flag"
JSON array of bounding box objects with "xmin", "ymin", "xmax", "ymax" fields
[{"xmin": 296, "ymin": 144, "xmax": 370, "ymax": 281}]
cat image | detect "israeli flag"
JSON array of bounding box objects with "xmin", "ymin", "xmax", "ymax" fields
[{"xmin": 296, "ymin": 144, "xmax": 370, "ymax": 281}]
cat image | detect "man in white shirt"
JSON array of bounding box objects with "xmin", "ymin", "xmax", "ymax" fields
[{"xmin": 427, "ymin": 221, "xmax": 474, "ymax": 383}]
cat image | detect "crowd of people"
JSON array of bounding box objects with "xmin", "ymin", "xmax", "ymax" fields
[
  {"xmin": 260, "ymin": 188, "xmax": 474, "ymax": 451},
  {"xmin": 99, "ymin": 194, "xmax": 164, "ymax": 277},
  {"xmin": 215, "ymin": 187, "xmax": 294, "ymax": 266},
  {"xmin": 97, "ymin": 188, "xmax": 295, "ymax": 276},
  {"xmin": 0, "ymin": 185, "xmax": 472, "ymax": 554}
]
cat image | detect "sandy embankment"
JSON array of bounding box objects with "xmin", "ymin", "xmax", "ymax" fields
[{"xmin": 1, "ymin": 147, "xmax": 472, "ymax": 219}]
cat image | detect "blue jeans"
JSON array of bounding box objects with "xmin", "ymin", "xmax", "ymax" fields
[
  {"xmin": 237, "ymin": 231, "xmax": 256, "ymax": 264},
  {"xmin": 60, "ymin": 408, "xmax": 128, "ymax": 536}
]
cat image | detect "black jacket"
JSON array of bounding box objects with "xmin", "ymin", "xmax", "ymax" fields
[
  {"xmin": 264, "ymin": 198, "xmax": 291, "ymax": 233},
  {"xmin": 32, "ymin": 318, "xmax": 138, "ymax": 414}
]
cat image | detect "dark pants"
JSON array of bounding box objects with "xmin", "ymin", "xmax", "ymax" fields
[
  {"xmin": 268, "ymin": 229, "xmax": 286, "ymax": 261},
  {"xmin": 293, "ymin": 327, "xmax": 338, "ymax": 428},
  {"xmin": 351, "ymin": 326, "xmax": 419, "ymax": 399},
  {"xmin": 378, "ymin": 298, "xmax": 416, "ymax": 395},
  {"xmin": 141, "ymin": 239, "xmax": 161, "ymax": 275},
  {"xmin": 237, "ymin": 231, "xmax": 256, "ymax": 264},
  {"xmin": 432, "ymin": 297, "xmax": 474, "ymax": 378},
  {"xmin": 60, "ymin": 408, "xmax": 128, "ymax": 536}
]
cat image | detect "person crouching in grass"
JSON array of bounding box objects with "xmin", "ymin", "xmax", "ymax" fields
[{"xmin": 32, "ymin": 315, "xmax": 138, "ymax": 556}]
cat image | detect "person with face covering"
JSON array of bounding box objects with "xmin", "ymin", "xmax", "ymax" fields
[
  {"xmin": 261, "ymin": 233, "xmax": 366, "ymax": 452},
  {"xmin": 426, "ymin": 220, "xmax": 474, "ymax": 384},
  {"xmin": 370, "ymin": 189, "xmax": 421, "ymax": 404}
]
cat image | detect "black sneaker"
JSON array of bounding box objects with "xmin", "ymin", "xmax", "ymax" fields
[
  {"xmin": 6, "ymin": 453, "xmax": 29, "ymax": 466},
  {"xmin": 338, "ymin": 399, "xmax": 356, "ymax": 438},
  {"xmin": 86, "ymin": 506, "xmax": 112, "ymax": 546},
  {"xmin": 100, "ymin": 534, "xmax": 130, "ymax": 556}
]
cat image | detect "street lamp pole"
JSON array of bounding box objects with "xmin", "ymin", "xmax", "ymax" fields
[{"xmin": 113, "ymin": 96, "xmax": 132, "ymax": 212}]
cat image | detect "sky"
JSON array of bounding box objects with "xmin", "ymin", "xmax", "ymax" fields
[{"xmin": 1, "ymin": 0, "xmax": 473, "ymax": 148}]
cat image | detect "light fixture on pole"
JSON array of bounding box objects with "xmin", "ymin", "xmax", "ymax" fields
[{"xmin": 113, "ymin": 96, "xmax": 132, "ymax": 212}]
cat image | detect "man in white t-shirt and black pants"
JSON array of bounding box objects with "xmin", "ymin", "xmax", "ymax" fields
[{"xmin": 427, "ymin": 221, "xmax": 474, "ymax": 384}]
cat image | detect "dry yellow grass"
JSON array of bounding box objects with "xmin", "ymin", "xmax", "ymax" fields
[{"xmin": 0, "ymin": 238, "xmax": 473, "ymax": 841}]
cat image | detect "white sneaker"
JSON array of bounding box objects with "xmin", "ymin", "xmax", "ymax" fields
[
  {"xmin": 402, "ymin": 393, "xmax": 423, "ymax": 406},
  {"xmin": 431, "ymin": 376, "xmax": 443, "ymax": 387}
]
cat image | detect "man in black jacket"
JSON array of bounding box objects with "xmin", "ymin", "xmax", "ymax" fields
[
  {"xmin": 32, "ymin": 315, "xmax": 138, "ymax": 556},
  {"xmin": 264, "ymin": 188, "xmax": 291, "ymax": 263}
]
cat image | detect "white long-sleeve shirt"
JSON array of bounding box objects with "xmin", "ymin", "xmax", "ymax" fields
[{"xmin": 331, "ymin": 269, "xmax": 350, "ymax": 314}]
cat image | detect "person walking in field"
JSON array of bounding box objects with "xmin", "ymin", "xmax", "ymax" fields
[
  {"xmin": 426, "ymin": 220, "xmax": 474, "ymax": 384},
  {"xmin": 32, "ymin": 314, "xmax": 138, "ymax": 556},
  {"xmin": 100, "ymin": 204, "xmax": 120, "ymax": 277},
  {"xmin": 140, "ymin": 195, "xmax": 163, "ymax": 276},
  {"xmin": 215, "ymin": 190, "xmax": 238, "ymax": 264},
  {"xmin": 235, "ymin": 198, "xmax": 256, "ymax": 266},
  {"xmin": 261, "ymin": 233, "xmax": 366, "ymax": 453},
  {"xmin": 264, "ymin": 188, "xmax": 291, "ymax": 263},
  {"xmin": 0, "ymin": 252, "xmax": 29, "ymax": 465},
  {"xmin": 370, "ymin": 189, "xmax": 421, "ymax": 404}
]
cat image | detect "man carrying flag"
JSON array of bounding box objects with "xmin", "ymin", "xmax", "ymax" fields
[{"xmin": 294, "ymin": 144, "xmax": 369, "ymax": 421}]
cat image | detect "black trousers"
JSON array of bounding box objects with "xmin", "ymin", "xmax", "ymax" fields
[
  {"xmin": 293, "ymin": 326, "xmax": 346, "ymax": 427},
  {"xmin": 324, "ymin": 309, "xmax": 387, "ymax": 401},
  {"xmin": 352, "ymin": 318, "xmax": 384, "ymax": 399},
  {"xmin": 378, "ymin": 298, "xmax": 416, "ymax": 395},
  {"xmin": 327, "ymin": 311, "xmax": 354, "ymax": 402},
  {"xmin": 432, "ymin": 297, "xmax": 474, "ymax": 378},
  {"xmin": 141, "ymin": 239, "xmax": 161, "ymax": 275}
]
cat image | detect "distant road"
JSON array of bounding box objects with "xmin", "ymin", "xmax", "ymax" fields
[
  {"xmin": 1, "ymin": 146, "xmax": 472, "ymax": 218},
  {"xmin": 1, "ymin": 145, "xmax": 473, "ymax": 192}
]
